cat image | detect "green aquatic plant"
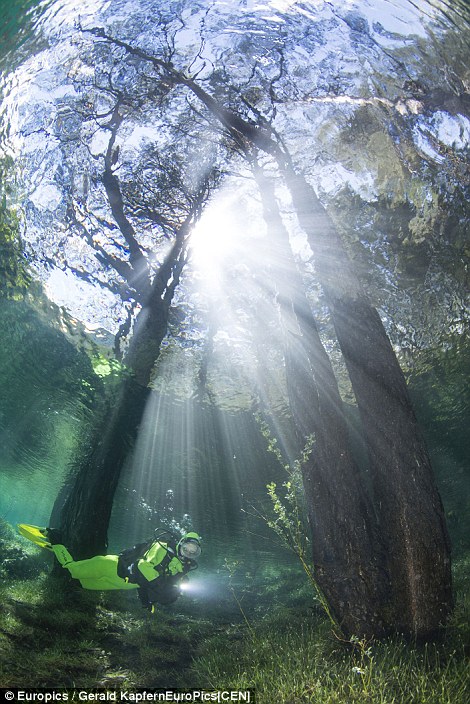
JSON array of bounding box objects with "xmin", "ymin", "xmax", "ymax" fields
[
  {"xmin": 0, "ymin": 518, "xmax": 46, "ymax": 580},
  {"xmin": 265, "ymin": 478, "xmax": 338, "ymax": 631},
  {"xmin": 348, "ymin": 635, "xmax": 375, "ymax": 698},
  {"xmin": 91, "ymin": 353, "xmax": 126, "ymax": 379},
  {"xmin": 194, "ymin": 556, "xmax": 470, "ymax": 703},
  {"xmin": 255, "ymin": 417, "xmax": 338, "ymax": 630}
]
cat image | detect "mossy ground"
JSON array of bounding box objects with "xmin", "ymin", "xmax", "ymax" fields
[{"xmin": 0, "ymin": 524, "xmax": 469, "ymax": 702}]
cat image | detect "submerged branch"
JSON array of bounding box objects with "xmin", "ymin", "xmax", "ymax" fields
[
  {"xmin": 102, "ymin": 103, "xmax": 151, "ymax": 299},
  {"xmin": 85, "ymin": 27, "xmax": 286, "ymax": 159}
]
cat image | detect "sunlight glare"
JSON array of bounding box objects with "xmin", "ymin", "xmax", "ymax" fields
[{"xmin": 190, "ymin": 194, "xmax": 242, "ymax": 278}]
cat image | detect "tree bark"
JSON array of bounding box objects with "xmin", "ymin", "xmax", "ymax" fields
[
  {"xmin": 51, "ymin": 217, "xmax": 190, "ymax": 557},
  {"xmin": 56, "ymin": 377, "xmax": 149, "ymax": 559},
  {"xmin": 283, "ymin": 169, "xmax": 453, "ymax": 636},
  {"xmin": 331, "ymin": 297, "xmax": 453, "ymax": 635},
  {"xmin": 253, "ymin": 162, "xmax": 387, "ymax": 636}
]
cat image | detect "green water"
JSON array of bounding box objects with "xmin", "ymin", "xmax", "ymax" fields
[{"xmin": 0, "ymin": 0, "xmax": 469, "ymax": 697}]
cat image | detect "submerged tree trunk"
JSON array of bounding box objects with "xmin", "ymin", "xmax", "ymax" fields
[
  {"xmin": 253, "ymin": 161, "xmax": 387, "ymax": 636},
  {"xmin": 56, "ymin": 377, "xmax": 149, "ymax": 559},
  {"xmin": 52, "ymin": 296, "xmax": 166, "ymax": 559},
  {"xmin": 51, "ymin": 224, "xmax": 189, "ymax": 558},
  {"xmin": 331, "ymin": 298, "xmax": 453, "ymax": 635},
  {"xmin": 283, "ymin": 169, "xmax": 453, "ymax": 636}
]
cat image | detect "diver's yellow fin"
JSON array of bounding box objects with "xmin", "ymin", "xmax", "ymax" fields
[{"xmin": 18, "ymin": 523, "xmax": 53, "ymax": 550}]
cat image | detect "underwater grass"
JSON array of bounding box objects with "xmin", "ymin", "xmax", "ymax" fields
[
  {"xmin": 193, "ymin": 559, "xmax": 470, "ymax": 704},
  {"xmin": 0, "ymin": 545, "xmax": 468, "ymax": 697},
  {"xmin": 0, "ymin": 570, "xmax": 214, "ymax": 688},
  {"xmin": 194, "ymin": 615, "xmax": 469, "ymax": 703}
]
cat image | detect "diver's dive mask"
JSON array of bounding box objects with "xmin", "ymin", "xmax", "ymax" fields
[{"xmin": 178, "ymin": 533, "xmax": 202, "ymax": 560}]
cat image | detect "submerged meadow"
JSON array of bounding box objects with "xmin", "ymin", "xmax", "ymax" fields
[
  {"xmin": 1, "ymin": 0, "xmax": 469, "ymax": 700},
  {"xmin": 1, "ymin": 517, "xmax": 469, "ymax": 701}
]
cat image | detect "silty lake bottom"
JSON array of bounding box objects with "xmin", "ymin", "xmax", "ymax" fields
[{"xmin": 0, "ymin": 0, "xmax": 469, "ymax": 700}]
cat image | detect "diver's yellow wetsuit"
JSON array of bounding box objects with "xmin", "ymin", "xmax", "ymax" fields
[
  {"xmin": 18, "ymin": 524, "xmax": 200, "ymax": 611},
  {"xmin": 50, "ymin": 541, "xmax": 184, "ymax": 590}
]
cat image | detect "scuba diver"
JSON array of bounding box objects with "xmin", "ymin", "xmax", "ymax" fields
[{"xmin": 18, "ymin": 524, "xmax": 201, "ymax": 613}]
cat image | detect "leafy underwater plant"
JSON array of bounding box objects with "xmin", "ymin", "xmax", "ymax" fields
[
  {"xmin": 253, "ymin": 416, "xmax": 339, "ymax": 632},
  {"xmin": 265, "ymin": 477, "xmax": 338, "ymax": 632}
]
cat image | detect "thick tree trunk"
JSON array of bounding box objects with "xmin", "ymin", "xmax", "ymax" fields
[
  {"xmin": 284, "ymin": 168, "xmax": 453, "ymax": 636},
  {"xmin": 51, "ymin": 296, "xmax": 166, "ymax": 558},
  {"xmin": 331, "ymin": 298, "xmax": 453, "ymax": 635},
  {"xmin": 56, "ymin": 377, "xmax": 149, "ymax": 559},
  {"xmin": 51, "ymin": 241, "xmax": 186, "ymax": 557},
  {"xmin": 254, "ymin": 163, "xmax": 387, "ymax": 636}
]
